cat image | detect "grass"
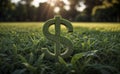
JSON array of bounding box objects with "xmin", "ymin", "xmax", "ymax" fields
[{"xmin": 0, "ymin": 22, "xmax": 120, "ymax": 74}]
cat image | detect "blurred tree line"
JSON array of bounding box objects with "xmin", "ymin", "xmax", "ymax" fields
[{"xmin": 0, "ymin": 0, "xmax": 120, "ymax": 22}]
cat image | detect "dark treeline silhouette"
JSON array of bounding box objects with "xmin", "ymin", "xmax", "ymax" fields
[{"xmin": 0, "ymin": 0, "xmax": 120, "ymax": 22}]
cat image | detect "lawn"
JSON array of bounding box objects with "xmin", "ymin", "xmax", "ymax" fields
[{"xmin": 0, "ymin": 22, "xmax": 120, "ymax": 74}]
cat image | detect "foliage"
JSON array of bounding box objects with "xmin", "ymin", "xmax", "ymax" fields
[
  {"xmin": 0, "ymin": 0, "xmax": 120, "ymax": 22},
  {"xmin": 0, "ymin": 23, "xmax": 120, "ymax": 74},
  {"xmin": 92, "ymin": 0, "xmax": 120, "ymax": 22}
]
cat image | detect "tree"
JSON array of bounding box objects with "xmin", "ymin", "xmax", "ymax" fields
[
  {"xmin": 13, "ymin": 2, "xmax": 27, "ymax": 21},
  {"xmin": 21, "ymin": 0, "xmax": 33, "ymax": 21},
  {"xmin": 75, "ymin": 12, "xmax": 91, "ymax": 22},
  {"xmin": 92, "ymin": 0, "xmax": 120, "ymax": 22},
  {"xmin": 0, "ymin": 0, "xmax": 15, "ymax": 21},
  {"xmin": 69, "ymin": 0, "xmax": 79, "ymax": 21},
  {"xmin": 37, "ymin": 2, "xmax": 54, "ymax": 21},
  {"xmin": 83, "ymin": 0, "xmax": 103, "ymax": 22}
]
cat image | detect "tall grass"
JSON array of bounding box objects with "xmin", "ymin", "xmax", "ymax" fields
[{"xmin": 0, "ymin": 22, "xmax": 120, "ymax": 74}]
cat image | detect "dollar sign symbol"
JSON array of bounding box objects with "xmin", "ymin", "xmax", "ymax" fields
[{"xmin": 42, "ymin": 15, "xmax": 73, "ymax": 60}]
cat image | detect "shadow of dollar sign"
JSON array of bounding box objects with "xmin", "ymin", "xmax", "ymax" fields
[{"xmin": 42, "ymin": 15, "xmax": 73, "ymax": 60}]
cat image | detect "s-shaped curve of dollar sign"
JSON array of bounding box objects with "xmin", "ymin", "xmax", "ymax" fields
[{"xmin": 42, "ymin": 15, "xmax": 73, "ymax": 60}]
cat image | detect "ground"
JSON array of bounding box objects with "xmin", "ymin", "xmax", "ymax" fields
[{"xmin": 0, "ymin": 22, "xmax": 120, "ymax": 74}]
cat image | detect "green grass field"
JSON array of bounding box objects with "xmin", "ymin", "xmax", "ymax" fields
[{"xmin": 0, "ymin": 22, "xmax": 120, "ymax": 74}]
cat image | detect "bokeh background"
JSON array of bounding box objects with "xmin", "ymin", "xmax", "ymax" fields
[{"xmin": 0, "ymin": 0, "xmax": 120, "ymax": 22}]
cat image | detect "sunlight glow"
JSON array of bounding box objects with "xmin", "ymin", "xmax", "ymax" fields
[
  {"xmin": 47, "ymin": 0, "xmax": 57, "ymax": 7},
  {"xmin": 31, "ymin": 0, "xmax": 48, "ymax": 7},
  {"xmin": 62, "ymin": 0, "xmax": 70, "ymax": 5},
  {"xmin": 76, "ymin": 1, "xmax": 86, "ymax": 12},
  {"xmin": 54, "ymin": 7, "xmax": 60, "ymax": 13},
  {"xmin": 31, "ymin": 0, "xmax": 40, "ymax": 7},
  {"xmin": 11, "ymin": 0, "xmax": 21, "ymax": 3},
  {"xmin": 40, "ymin": 0, "xmax": 48, "ymax": 3},
  {"xmin": 64, "ymin": 5, "xmax": 70, "ymax": 11},
  {"xmin": 50, "ymin": 2, "xmax": 55, "ymax": 6}
]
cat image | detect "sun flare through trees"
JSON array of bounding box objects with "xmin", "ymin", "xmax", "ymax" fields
[
  {"xmin": 11, "ymin": 0, "xmax": 86, "ymax": 14},
  {"xmin": 2, "ymin": 0, "xmax": 119, "ymax": 22}
]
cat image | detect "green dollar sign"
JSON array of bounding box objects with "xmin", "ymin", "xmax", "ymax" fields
[{"xmin": 42, "ymin": 15, "xmax": 73, "ymax": 60}]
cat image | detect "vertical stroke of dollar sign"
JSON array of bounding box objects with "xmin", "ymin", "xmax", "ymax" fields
[{"xmin": 42, "ymin": 15, "xmax": 73, "ymax": 60}]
